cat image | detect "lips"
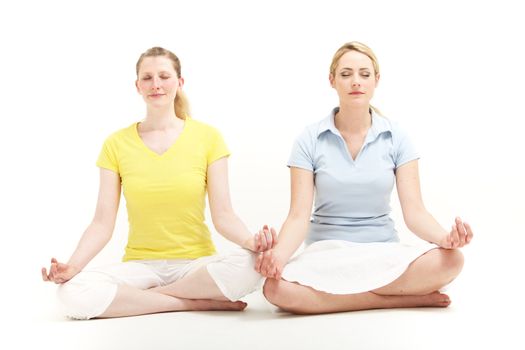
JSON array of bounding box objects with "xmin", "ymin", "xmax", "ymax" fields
[{"xmin": 349, "ymin": 91, "xmax": 364, "ymax": 95}]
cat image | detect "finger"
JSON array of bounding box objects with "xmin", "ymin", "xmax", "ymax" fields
[
  {"xmin": 257, "ymin": 253, "xmax": 267, "ymax": 273},
  {"xmin": 464, "ymin": 222, "xmax": 474, "ymax": 244},
  {"xmin": 259, "ymin": 252, "xmax": 269, "ymax": 275},
  {"xmin": 455, "ymin": 223, "xmax": 466, "ymax": 248},
  {"xmin": 50, "ymin": 262, "xmax": 58, "ymax": 278},
  {"xmin": 456, "ymin": 217, "xmax": 466, "ymax": 234},
  {"xmin": 262, "ymin": 251, "xmax": 273, "ymax": 276},
  {"xmin": 264, "ymin": 255, "xmax": 275, "ymax": 279},
  {"xmin": 451, "ymin": 225, "xmax": 459, "ymax": 248},
  {"xmin": 270, "ymin": 260, "xmax": 281, "ymax": 280},
  {"xmin": 51, "ymin": 257, "xmax": 58, "ymax": 264},
  {"xmin": 270, "ymin": 227, "xmax": 278, "ymax": 247},
  {"xmin": 263, "ymin": 227, "xmax": 273, "ymax": 250},
  {"xmin": 261, "ymin": 258, "xmax": 269, "ymax": 277},
  {"xmin": 259, "ymin": 229, "xmax": 268, "ymax": 251},
  {"xmin": 41, "ymin": 267, "xmax": 49, "ymax": 281},
  {"xmin": 255, "ymin": 253, "xmax": 263, "ymax": 272},
  {"xmin": 268, "ymin": 265, "xmax": 277, "ymax": 280},
  {"xmin": 268, "ymin": 255, "xmax": 276, "ymax": 278},
  {"xmin": 254, "ymin": 233, "xmax": 261, "ymax": 252},
  {"xmin": 275, "ymin": 266, "xmax": 282, "ymax": 281},
  {"xmin": 455, "ymin": 217, "xmax": 467, "ymax": 247}
]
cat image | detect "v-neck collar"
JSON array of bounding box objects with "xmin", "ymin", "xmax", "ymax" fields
[{"xmin": 133, "ymin": 119, "xmax": 189, "ymax": 157}]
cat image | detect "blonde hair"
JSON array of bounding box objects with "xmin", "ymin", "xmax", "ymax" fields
[
  {"xmin": 136, "ymin": 47, "xmax": 191, "ymax": 119},
  {"xmin": 330, "ymin": 41, "xmax": 382, "ymax": 115}
]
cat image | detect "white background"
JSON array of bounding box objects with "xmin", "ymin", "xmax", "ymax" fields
[{"xmin": 1, "ymin": 0, "xmax": 524, "ymax": 348}]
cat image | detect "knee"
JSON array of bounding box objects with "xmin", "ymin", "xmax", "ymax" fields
[
  {"xmin": 438, "ymin": 248, "xmax": 464, "ymax": 281},
  {"xmin": 232, "ymin": 250, "xmax": 263, "ymax": 287},
  {"xmin": 263, "ymin": 278, "xmax": 295, "ymax": 309},
  {"xmin": 56, "ymin": 276, "xmax": 92, "ymax": 320},
  {"xmin": 208, "ymin": 249, "xmax": 263, "ymax": 301},
  {"xmin": 262, "ymin": 278, "xmax": 279, "ymax": 304},
  {"xmin": 56, "ymin": 272, "xmax": 117, "ymax": 320}
]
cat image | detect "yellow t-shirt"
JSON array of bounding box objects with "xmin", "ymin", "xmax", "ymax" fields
[{"xmin": 96, "ymin": 118, "xmax": 230, "ymax": 261}]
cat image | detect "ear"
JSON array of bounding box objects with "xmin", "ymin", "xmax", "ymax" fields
[
  {"xmin": 135, "ymin": 80, "xmax": 140, "ymax": 94},
  {"xmin": 329, "ymin": 73, "xmax": 335, "ymax": 88},
  {"xmin": 178, "ymin": 77, "xmax": 185, "ymax": 89},
  {"xmin": 375, "ymin": 73, "xmax": 380, "ymax": 86}
]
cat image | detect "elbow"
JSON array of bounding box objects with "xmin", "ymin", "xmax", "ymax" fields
[
  {"xmin": 89, "ymin": 219, "xmax": 115, "ymax": 241},
  {"xmin": 211, "ymin": 210, "xmax": 236, "ymax": 233},
  {"xmin": 403, "ymin": 215, "xmax": 418, "ymax": 232},
  {"xmin": 212, "ymin": 220, "xmax": 225, "ymax": 234},
  {"xmin": 403, "ymin": 207, "xmax": 429, "ymax": 231},
  {"xmin": 285, "ymin": 212, "xmax": 310, "ymax": 226}
]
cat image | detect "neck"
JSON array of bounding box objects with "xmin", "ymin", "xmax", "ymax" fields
[
  {"xmin": 142, "ymin": 105, "xmax": 182, "ymax": 130},
  {"xmin": 335, "ymin": 104, "xmax": 371, "ymax": 133}
]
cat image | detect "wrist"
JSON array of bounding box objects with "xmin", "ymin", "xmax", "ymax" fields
[
  {"xmin": 66, "ymin": 261, "xmax": 83, "ymax": 273},
  {"xmin": 242, "ymin": 236, "xmax": 255, "ymax": 251},
  {"xmin": 272, "ymin": 245, "xmax": 289, "ymax": 262}
]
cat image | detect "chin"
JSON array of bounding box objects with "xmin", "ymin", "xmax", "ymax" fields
[
  {"xmin": 345, "ymin": 100, "xmax": 369, "ymax": 107},
  {"xmin": 148, "ymin": 102, "xmax": 171, "ymax": 108}
]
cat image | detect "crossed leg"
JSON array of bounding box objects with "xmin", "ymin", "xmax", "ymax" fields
[
  {"xmin": 263, "ymin": 248, "xmax": 464, "ymax": 314},
  {"xmin": 101, "ymin": 250, "xmax": 262, "ymax": 318},
  {"xmin": 98, "ymin": 281, "xmax": 245, "ymax": 319},
  {"xmin": 58, "ymin": 255, "xmax": 252, "ymax": 320}
]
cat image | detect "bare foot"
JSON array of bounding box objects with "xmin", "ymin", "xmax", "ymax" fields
[
  {"xmin": 189, "ymin": 299, "xmax": 248, "ymax": 311},
  {"xmin": 416, "ymin": 291, "xmax": 451, "ymax": 308}
]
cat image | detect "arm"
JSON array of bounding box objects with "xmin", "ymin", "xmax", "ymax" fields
[
  {"xmin": 42, "ymin": 168, "xmax": 121, "ymax": 283},
  {"xmin": 256, "ymin": 167, "xmax": 314, "ymax": 279},
  {"xmin": 207, "ymin": 157, "xmax": 275, "ymax": 252},
  {"xmin": 396, "ymin": 160, "xmax": 473, "ymax": 248}
]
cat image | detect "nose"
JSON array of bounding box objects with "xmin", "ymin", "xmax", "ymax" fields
[
  {"xmin": 151, "ymin": 76, "xmax": 161, "ymax": 90},
  {"xmin": 351, "ymin": 75, "xmax": 361, "ymax": 87}
]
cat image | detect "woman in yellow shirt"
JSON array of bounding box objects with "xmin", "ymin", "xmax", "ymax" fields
[{"xmin": 41, "ymin": 47, "xmax": 275, "ymax": 319}]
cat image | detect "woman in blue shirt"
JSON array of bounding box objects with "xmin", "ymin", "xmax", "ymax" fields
[{"xmin": 256, "ymin": 41, "xmax": 473, "ymax": 313}]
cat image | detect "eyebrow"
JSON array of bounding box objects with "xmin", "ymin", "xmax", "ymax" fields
[
  {"xmin": 340, "ymin": 67, "xmax": 371, "ymax": 71},
  {"xmin": 140, "ymin": 71, "xmax": 173, "ymax": 75}
]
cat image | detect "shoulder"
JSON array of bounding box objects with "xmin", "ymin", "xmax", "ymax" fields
[
  {"xmin": 295, "ymin": 118, "xmax": 325, "ymax": 143},
  {"xmin": 102, "ymin": 123, "xmax": 136, "ymax": 145},
  {"xmin": 389, "ymin": 119, "xmax": 413, "ymax": 146},
  {"xmin": 374, "ymin": 114, "xmax": 410, "ymax": 140},
  {"xmin": 387, "ymin": 118, "xmax": 406, "ymax": 135},
  {"xmin": 186, "ymin": 118, "xmax": 223, "ymax": 137},
  {"xmin": 376, "ymin": 115, "xmax": 419, "ymax": 163}
]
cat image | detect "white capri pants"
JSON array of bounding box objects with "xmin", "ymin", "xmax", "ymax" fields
[{"xmin": 57, "ymin": 248, "xmax": 262, "ymax": 320}]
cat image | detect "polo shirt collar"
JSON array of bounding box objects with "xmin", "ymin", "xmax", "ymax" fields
[{"xmin": 318, "ymin": 107, "xmax": 392, "ymax": 141}]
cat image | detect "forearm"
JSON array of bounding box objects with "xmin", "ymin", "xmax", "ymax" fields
[
  {"xmin": 213, "ymin": 212, "xmax": 253, "ymax": 250},
  {"xmin": 67, "ymin": 221, "xmax": 113, "ymax": 271},
  {"xmin": 273, "ymin": 215, "xmax": 310, "ymax": 262},
  {"xmin": 405, "ymin": 209, "xmax": 448, "ymax": 245}
]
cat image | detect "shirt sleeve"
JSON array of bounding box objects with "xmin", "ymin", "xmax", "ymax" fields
[
  {"xmin": 392, "ymin": 123, "xmax": 420, "ymax": 168},
  {"xmin": 207, "ymin": 127, "xmax": 230, "ymax": 165},
  {"xmin": 287, "ymin": 127, "xmax": 315, "ymax": 171},
  {"xmin": 96, "ymin": 135, "xmax": 119, "ymax": 173}
]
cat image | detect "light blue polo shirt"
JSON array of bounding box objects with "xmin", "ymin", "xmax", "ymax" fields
[{"xmin": 288, "ymin": 107, "xmax": 419, "ymax": 244}]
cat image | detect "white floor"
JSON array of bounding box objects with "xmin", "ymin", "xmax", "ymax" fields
[{"xmin": 13, "ymin": 238, "xmax": 523, "ymax": 350}]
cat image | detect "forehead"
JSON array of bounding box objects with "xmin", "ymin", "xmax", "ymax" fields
[
  {"xmin": 138, "ymin": 56, "xmax": 176, "ymax": 74},
  {"xmin": 337, "ymin": 50, "xmax": 374, "ymax": 70}
]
